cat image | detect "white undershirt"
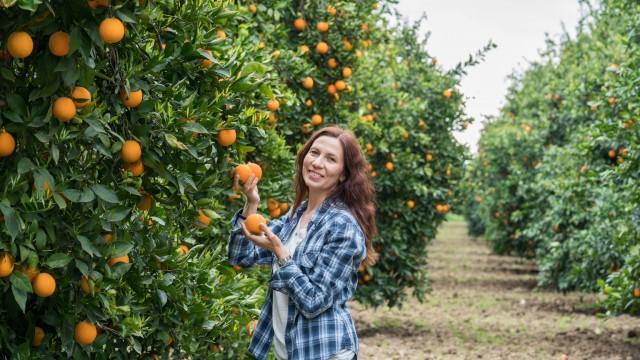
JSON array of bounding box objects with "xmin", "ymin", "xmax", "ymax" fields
[{"xmin": 272, "ymin": 220, "xmax": 307, "ymax": 360}]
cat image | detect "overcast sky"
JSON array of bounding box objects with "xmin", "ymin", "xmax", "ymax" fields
[{"xmin": 393, "ymin": 0, "xmax": 583, "ymax": 153}]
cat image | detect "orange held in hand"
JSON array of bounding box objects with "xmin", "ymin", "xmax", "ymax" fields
[
  {"xmin": 247, "ymin": 162, "xmax": 263, "ymax": 180},
  {"xmin": 234, "ymin": 164, "xmax": 253, "ymax": 184},
  {"xmin": 245, "ymin": 214, "xmax": 267, "ymax": 235}
]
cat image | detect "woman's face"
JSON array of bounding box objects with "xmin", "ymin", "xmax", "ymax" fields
[{"xmin": 302, "ymin": 136, "xmax": 345, "ymax": 195}]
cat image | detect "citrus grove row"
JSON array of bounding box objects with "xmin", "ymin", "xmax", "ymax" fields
[
  {"xmin": 0, "ymin": 0, "xmax": 479, "ymax": 357},
  {"xmin": 462, "ymin": 0, "xmax": 640, "ymax": 316}
]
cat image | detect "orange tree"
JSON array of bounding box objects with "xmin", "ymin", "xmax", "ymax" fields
[
  {"xmin": 0, "ymin": 0, "xmax": 293, "ymax": 357},
  {"xmin": 466, "ymin": 0, "xmax": 640, "ymax": 315}
]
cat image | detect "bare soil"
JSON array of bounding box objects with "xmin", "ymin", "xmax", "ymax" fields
[{"xmin": 351, "ymin": 221, "xmax": 640, "ymax": 360}]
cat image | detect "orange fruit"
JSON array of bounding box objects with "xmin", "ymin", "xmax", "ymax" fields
[
  {"xmin": 302, "ymin": 123, "xmax": 312, "ymax": 134},
  {"xmin": 178, "ymin": 244, "xmax": 189, "ymax": 255},
  {"xmin": 197, "ymin": 209, "xmax": 211, "ymax": 226},
  {"xmin": 71, "ymin": 86, "xmax": 91, "ymax": 108},
  {"xmin": 103, "ymin": 233, "xmax": 113, "ymax": 243},
  {"xmin": 608, "ymin": 149, "xmax": 616, "ymax": 158},
  {"xmin": 271, "ymin": 50, "xmax": 281, "ymax": 58},
  {"xmin": 32, "ymin": 326, "xmax": 45, "ymax": 347},
  {"xmin": 269, "ymin": 207, "xmax": 281, "ymax": 218},
  {"xmin": 279, "ymin": 202, "xmax": 289, "ymax": 212},
  {"xmin": 0, "ymin": 253, "xmax": 14, "ymax": 278},
  {"xmin": 267, "ymin": 112, "xmax": 277, "ymax": 125},
  {"xmin": 327, "ymin": 58, "xmax": 337, "ymax": 69},
  {"xmin": 7, "ymin": 32, "xmax": 33, "ymax": 59},
  {"xmin": 365, "ymin": 143, "xmax": 373, "ymax": 151},
  {"xmin": 199, "ymin": 49, "xmax": 213, "ymax": 68},
  {"xmin": 301, "ymin": 77, "xmax": 314, "ymax": 89},
  {"xmin": 355, "ymin": 49, "xmax": 362, "ymax": 58},
  {"xmin": 217, "ymin": 129, "xmax": 236, "ymax": 146},
  {"xmin": 108, "ymin": 255, "xmax": 129, "ymax": 266},
  {"xmin": 342, "ymin": 39, "xmax": 352, "ymax": 51},
  {"xmin": 99, "ymin": 18, "xmax": 126, "ymax": 44},
  {"xmin": 402, "ymin": 131, "xmax": 409, "ymax": 140},
  {"xmin": 385, "ymin": 162, "xmax": 393, "ymax": 171},
  {"xmin": 119, "ymin": 88, "xmax": 143, "ymax": 108},
  {"xmin": 633, "ymin": 288, "xmax": 640, "ymax": 298},
  {"xmin": 48, "ymin": 31, "xmax": 70, "ymax": 56},
  {"xmin": 247, "ymin": 162, "xmax": 263, "ymax": 180},
  {"xmin": 317, "ymin": 22, "xmax": 329, "ymax": 32},
  {"xmin": 342, "ymin": 67, "xmax": 352, "ymax": 78},
  {"xmin": 74, "ymin": 321, "xmax": 97, "ymax": 345},
  {"xmin": 608, "ymin": 97, "xmax": 617, "ymax": 105},
  {"xmin": 442, "ymin": 88, "xmax": 453, "ymax": 98},
  {"xmin": 216, "ymin": 30, "xmax": 226, "ymax": 39},
  {"xmin": 248, "ymin": 4, "xmax": 257, "ymax": 14},
  {"xmin": 267, "ymin": 99, "xmax": 279, "ymax": 112},
  {"xmin": 88, "ymin": 0, "xmax": 109, "ymax": 8},
  {"xmin": 137, "ymin": 193, "xmax": 152, "ymax": 211},
  {"xmin": 305, "ymin": 99, "xmax": 313, "ymax": 107},
  {"xmin": 311, "ymin": 114, "xmax": 323, "ymax": 126},
  {"xmin": 123, "ymin": 160, "xmax": 144, "ymax": 176},
  {"xmin": 33, "ymin": 272, "xmax": 56, "ymax": 297},
  {"xmin": 425, "ymin": 153, "xmax": 433, "ymax": 161},
  {"xmin": 246, "ymin": 319, "xmax": 258, "ymax": 337},
  {"xmin": 335, "ymin": 80, "xmax": 346, "ymax": 91},
  {"xmin": 0, "ymin": 131, "xmax": 16, "ymax": 157},
  {"xmin": 293, "ymin": 18, "xmax": 306, "ymax": 31},
  {"xmin": 79, "ymin": 276, "xmax": 98, "ymax": 294},
  {"xmin": 327, "ymin": 5, "xmax": 337, "ymax": 16},
  {"xmin": 245, "ymin": 214, "xmax": 267, "ymax": 235},
  {"xmin": 121, "ymin": 140, "xmax": 142, "ymax": 163},
  {"xmin": 53, "ymin": 97, "xmax": 76, "ymax": 122},
  {"xmin": 299, "ymin": 45, "xmax": 310, "ymax": 54},
  {"xmin": 235, "ymin": 164, "xmax": 253, "ymax": 183},
  {"xmin": 326, "ymin": 84, "xmax": 337, "ymax": 95},
  {"xmin": 361, "ymin": 23, "xmax": 369, "ymax": 32},
  {"xmin": 267, "ymin": 198, "xmax": 279, "ymax": 210},
  {"xmin": 316, "ymin": 41, "xmax": 329, "ymax": 55},
  {"xmin": 407, "ymin": 200, "xmax": 415, "ymax": 209}
]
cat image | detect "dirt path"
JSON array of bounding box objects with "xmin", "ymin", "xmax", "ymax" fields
[{"xmin": 351, "ymin": 221, "xmax": 640, "ymax": 360}]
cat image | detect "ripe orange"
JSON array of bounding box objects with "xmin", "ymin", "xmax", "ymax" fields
[
  {"xmin": 199, "ymin": 49, "xmax": 213, "ymax": 68},
  {"xmin": 119, "ymin": 88, "xmax": 143, "ymax": 108},
  {"xmin": 311, "ymin": 114, "xmax": 323, "ymax": 126},
  {"xmin": 217, "ymin": 129, "xmax": 236, "ymax": 146},
  {"xmin": 0, "ymin": 253, "xmax": 14, "ymax": 277},
  {"xmin": 178, "ymin": 244, "xmax": 189, "ymax": 255},
  {"xmin": 402, "ymin": 131, "xmax": 409, "ymax": 140},
  {"xmin": 121, "ymin": 140, "xmax": 142, "ymax": 163},
  {"xmin": 33, "ymin": 272, "xmax": 56, "ymax": 297},
  {"xmin": 293, "ymin": 18, "xmax": 306, "ymax": 31},
  {"xmin": 99, "ymin": 18, "xmax": 126, "ymax": 44},
  {"xmin": 608, "ymin": 97, "xmax": 617, "ymax": 105},
  {"xmin": 71, "ymin": 86, "xmax": 91, "ymax": 108},
  {"xmin": 407, "ymin": 200, "xmax": 415, "ymax": 209},
  {"xmin": 269, "ymin": 207, "xmax": 281, "ymax": 218},
  {"xmin": 32, "ymin": 326, "xmax": 45, "ymax": 347},
  {"xmin": 108, "ymin": 255, "xmax": 129, "ymax": 266},
  {"xmin": 633, "ymin": 288, "xmax": 640, "ymax": 298},
  {"xmin": 342, "ymin": 67, "xmax": 352, "ymax": 78},
  {"xmin": 326, "ymin": 84, "xmax": 337, "ymax": 95},
  {"xmin": 327, "ymin": 58, "xmax": 337, "ymax": 69},
  {"xmin": 247, "ymin": 162, "xmax": 263, "ymax": 180},
  {"xmin": 235, "ymin": 164, "xmax": 253, "ymax": 183},
  {"xmin": 279, "ymin": 202, "xmax": 289, "ymax": 212},
  {"xmin": 74, "ymin": 321, "xmax": 98, "ymax": 345},
  {"xmin": 0, "ymin": 131, "xmax": 16, "ymax": 157},
  {"xmin": 245, "ymin": 214, "xmax": 267, "ymax": 235},
  {"xmin": 80, "ymin": 276, "xmax": 98, "ymax": 294},
  {"xmin": 425, "ymin": 153, "xmax": 433, "ymax": 161},
  {"xmin": 608, "ymin": 149, "xmax": 616, "ymax": 158},
  {"xmin": 88, "ymin": 0, "xmax": 109, "ymax": 8},
  {"xmin": 343, "ymin": 39, "xmax": 352, "ymax": 51},
  {"xmin": 301, "ymin": 77, "xmax": 314, "ymax": 89},
  {"xmin": 216, "ymin": 30, "xmax": 226, "ymax": 39},
  {"xmin": 327, "ymin": 5, "xmax": 337, "ymax": 16},
  {"xmin": 316, "ymin": 41, "xmax": 329, "ymax": 55},
  {"xmin": 7, "ymin": 32, "xmax": 33, "ymax": 59},
  {"xmin": 137, "ymin": 193, "xmax": 152, "ymax": 211},
  {"xmin": 48, "ymin": 31, "xmax": 70, "ymax": 56},
  {"xmin": 123, "ymin": 160, "xmax": 144, "ymax": 176},
  {"xmin": 267, "ymin": 112, "xmax": 277, "ymax": 125},
  {"xmin": 317, "ymin": 22, "xmax": 329, "ymax": 32},
  {"xmin": 385, "ymin": 162, "xmax": 393, "ymax": 171},
  {"xmin": 299, "ymin": 45, "xmax": 310, "ymax": 54},
  {"xmin": 305, "ymin": 99, "xmax": 313, "ymax": 107},
  {"xmin": 248, "ymin": 4, "xmax": 257, "ymax": 14},
  {"xmin": 53, "ymin": 97, "xmax": 76, "ymax": 122},
  {"xmin": 197, "ymin": 209, "xmax": 211, "ymax": 226},
  {"xmin": 335, "ymin": 80, "xmax": 346, "ymax": 91},
  {"xmin": 267, "ymin": 99, "xmax": 280, "ymax": 112},
  {"xmin": 443, "ymin": 88, "xmax": 453, "ymax": 98},
  {"xmin": 267, "ymin": 198, "xmax": 279, "ymax": 210},
  {"xmin": 103, "ymin": 233, "xmax": 113, "ymax": 243}
]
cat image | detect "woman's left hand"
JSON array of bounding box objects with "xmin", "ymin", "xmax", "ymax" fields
[{"xmin": 241, "ymin": 222, "xmax": 287, "ymax": 259}]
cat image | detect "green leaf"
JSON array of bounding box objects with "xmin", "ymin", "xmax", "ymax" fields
[
  {"xmin": 45, "ymin": 253, "xmax": 72, "ymax": 268},
  {"xmin": 104, "ymin": 207, "xmax": 130, "ymax": 222},
  {"xmin": 0, "ymin": 67, "xmax": 15, "ymax": 82},
  {"xmin": 17, "ymin": 158, "xmax": 35, "ymax": 175},
  {"xmin": 106, "ymin": 241, "xmax": 133, "ymax": 257},
  {"xmin": 6, "ymin": 94, "xmax": 27, "ymax": 116},
  {"xmin": 16, "ymin": 0, "xmax": 43, "ymax": 11},
  {"xmin": 75, "ymin": 259, "xmax": 89, "ymax": 276},
  {"xmin": 0, "ymin": 202, "xmax": 20, "ymax": 239},
  {"xmin": 11, "ymin": 286, "xmax": 27, "ymax": 313},
  {"xmin": 258, "ymin": 83, "xmax": 273, "ymax": 98},
  {"xmin": 10, "ymin": 271, "xmax": 32, "ymax": 293},
  {"xmin": 164, "ymin": 133, "xmax": 187, "ymax": 150},
  {"xmin": 79, "ymin": 188, "xmax": 96, "ymax": 202},
  {"xmin": 62, "ymin": 189, "xmax": 83, "ymax": 202},
  {"xmin": 91, "ymin": 184, "xmax": 119, "ymax": 203},
  {"xmin": 241, "ymin": 62, "xmax": 268, "ymax": 76},
  {"xmin": 77, "ymin": 235, "xmax": 101, "ymax": 257}
]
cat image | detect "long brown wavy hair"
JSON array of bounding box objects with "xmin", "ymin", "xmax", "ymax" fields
[{"xmin": 291, "ymin": 126, "xmax": 378, "ymax": 266}]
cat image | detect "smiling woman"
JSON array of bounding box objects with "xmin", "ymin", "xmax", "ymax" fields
[{"xmin": 228, "ymin": 126, "xmax": 377, "ymax": 360}]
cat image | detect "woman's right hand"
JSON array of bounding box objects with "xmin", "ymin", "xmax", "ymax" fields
[{"xmin": 234, "ymin": 173, "xmax": 260, "ymax": 206}]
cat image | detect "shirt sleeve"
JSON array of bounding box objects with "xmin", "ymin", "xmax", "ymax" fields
[
  {"xmin": 227, "ymin": 210, "xmax": 288, "ymax": 267},
  {"xmin": 268, "ymin": 218, "xmax": 366, "ymax": 319}
]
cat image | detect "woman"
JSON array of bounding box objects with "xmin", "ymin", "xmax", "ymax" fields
[{"xmin": 228, "ymin": 126, "xmax": 377, "ymax": 360}]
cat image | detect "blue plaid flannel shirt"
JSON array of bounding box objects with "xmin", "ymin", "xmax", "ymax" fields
[{"xmin": 228, "ymin": 197, "xmax": 366, "ymax": 360}]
